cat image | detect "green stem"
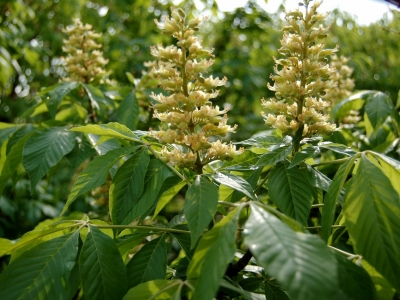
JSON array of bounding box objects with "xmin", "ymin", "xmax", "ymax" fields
[
  {"xmin": 254, "ymin": 170, "xmax": 270, "ymax": 193},
  {"xmin": 218, "ymin": 201, "xmax": 241, "ymax": 207},
  {"xmin": 92, "ymin": 224, "xmax": 191, "ymax": 234}
]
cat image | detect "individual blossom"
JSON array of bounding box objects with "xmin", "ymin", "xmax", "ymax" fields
[
  {"xmin": 150, "ymin": 8, "xmax": 242, "ymax": 171},
  {"xmin": 261, "ymin": 0, "xmax": 339, "ymax": 150},
  {"xmin": 62, "ymin": 18, "xmax": 109, "ymax": 83}
]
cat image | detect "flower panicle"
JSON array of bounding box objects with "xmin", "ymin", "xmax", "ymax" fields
[
  {"xmin": 150, "ymin": 8, "xmax": 242, "ymax": 170},
  {"xmin": 61, "ymin": 18, "xmax": 109, "ymax": 83},
  {"xmin": 262, "ymin": 0, "xmax": 339, "ymax": 139}
]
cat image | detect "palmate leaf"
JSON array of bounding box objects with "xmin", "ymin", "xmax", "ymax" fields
[
  {"xmin": 79, "ymin": 226, "xmax": 127, "ymax": 300},
  {"xmin": 268, "ymin": 160, "xmax": 313, "ymax": 224},
  {"xmin": 210, "ymin": 172, "xmax": 257, "ymax": 200},
  {"xmin": 187, "ymin": 208, "xmax": 239, "ymax": 300},
  {"xmin": 23, "ymin": 127, "xmax": 76, "ymax": 191},
  {"xmin": 71, "ymin": 122, "xmax": 140, "ymax": 142},
  {"xmin": 184, "ymin": 176, "xmax": 219, "ymax": 247},
  {"xmin": 117, "ymin": 90, "xmax": 139, "ymax": 130},
  {"xmin": 110, "ymin": 147, "xmax": 150, "ymax": 224},
  {"xmin": 61, "ymin": 146, "xmax": 138, "ymax": 215},
  {"xmin": 0, "ymin": 231, "xmax": 79, "ymax": 300},
  {"xmin": 343, "ymin": 154, "xmax": 400, "ymax": 292},
  {"xmin": 365, "ymin": 92, "xmax": 394, "ymax": 131},
  {"xmin": 126, "ymin": 235, "xmax": 167, "ymax": 289},
  {"xmin": 123, "ymin": 280, "xmax": 181, "ymax": 300},
  {"xmin": 122, "ymin": 159, "xmax": 175, "ymax": 224},
  {"xmin": 321, "ymin": 157, "xmax": 357, "ymax": 242},
  {"xmin": 243, "ymin": 204, "xmax": 338, "ymax": 300}
]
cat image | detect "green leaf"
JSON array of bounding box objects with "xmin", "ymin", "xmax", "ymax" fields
[
  {"xmin": 318, "ymin": 142, "xmax": 357, "ymax": 156},
  {"xmin": 330, "ymin": 90, "xmax": 374, "ymax": 121},
  {"xmin": 126, "ymin": 236, "xmax": 167, "ymax": 289},
  {"xmin": 255, "ymin": 145, "xmax": 292, "ymax": 167},
  {"xmin": 0, "ymin": 132, "xmax": 33, "ymax": 195},
  {"xmin": 154, "ymin": 181, "xmax": 187, "ymax": 217},
  {"xmin": 79, "ymin": 226, "xmax": 127, "ymax": 300},
  {"xmin": 187, "ymin": 209, "xmax": 239, "ymax": 300},
  {"xmin": 0, "ymin": 238, "xmax": 13, "ymax": 257},
  {"xmin": 321, "ymin": 157, "xmax": 356, "ymax": 242},
  {"xmin": 23, "ymin": 127, "xmax": 76, "ymax": 191},
  {"xmin": 116, "ymin": 233, "xmax": 148, "ymax": 260},
  {"xmin": 343, "ymin": 154, "xmax": 400, "ymax": 291},
  {"xmin": 122, "ymin": 159, "xmax": 175, "ymax": 224},
  {"xmin": 305, "ymin": 165, "xmax": 332, "ymax": 192},
  {"xmin": 220, "ymin": 150, "xmax": 260, "ymax": 171},
  {"xmin": 81, "ymin": 83, "xmax": 108, "ymax": 113},
  {"xmin": 210, "ymin": 172, "xmax": 257, "ymax": 200},
  {"xmin": 362, "ymin": 259, "xmax": 396, "ymax": 300},
  {"xmin": 220, "ymin": 280, "xmax": 267, "ymax": 300},
  {"xmin": 123, "ymin": 280, "xmax": 181, "ymax": 300},
  {"xmin": 0, "ymin": 231, "xmax": 79, "ymax": 300},
  {"xmin": 171, "ymin": 231, "xmax": 193, "ymax": 260},
  {"xmin": 6, "ymin": 124, "xmax": 35, "ymax": 154},
  {"xmin": 117, "ymin": 90, "xmax": 139, "ymax": 130},
  {"xmin": 71, "ymin": 122, "xmax": 140, "ymax": 142},
  {"xmin": 110, "ymin": 147, "xmax": 150, "ymax": 224},
  {"xmin": 265, "ymin": 279, "xmax": 291, "ymax": 300},
  {"xmin": 333, "ymin": 252, "xmax": 377, "ymax": 300},
  {"xmin": 368, "ymin": 152, "xmax": 400, "ymax": 195},
  {"xmin": 46, "ymin": 81, "xmax": 80, "ymax": 118},
  {"xmin": 238, "ymin": 135, "xmax": 283, "ymax": 147},
  {"xmin": 289, "ymin": 146, "xmax": 318, "ymax": 168},
  {"xmin": 184, "ymin": 176, "xmax": 218, "ymax": 247},
  {"xmin": 365, "ymin": 92, "xmax": 394, "ymax": 131},
  {"xmin": 61, "ymin": 146, "xmax": 137, "ymax": 215},
  {"xmin": 66, "ymin": 135, "xmax": 96, "ymax": 172},
  {"xmin": 268, "ymin": 161, "xmax": 313, "ymax": 224},
  {"xmin": 244, "ymin": 204, "xmax": 338, "ymax": 300},
  {"xmin": 0, "ymin": 123, "xmax": 21, "ymax": 144}
]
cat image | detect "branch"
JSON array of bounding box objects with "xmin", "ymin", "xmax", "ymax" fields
[{"xmin": 225, "ymin": 249, "xmax": 253, "ymax": 277}]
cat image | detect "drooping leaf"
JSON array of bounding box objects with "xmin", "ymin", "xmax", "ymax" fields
[
  {"xmin": 321, "ymin": 157, "xmax": 357, "ymax": 242},
  {"xmin": 289, "ymin": 146, "xmax": 319, "ymax": 168},
  {"xmin": 71, "ymin": 122, "xmax": 140, "ymax": 142},
  {"xmin": 0, "ymin": 231, "xmax": 80, "ymax": 300},
  {"xmin": 244, "ymin": 204, "xmax": 338, "ymax": 300},
  {"xmin": 46, "ymin": 81, "xmax": 80, "ymax": 117},
  {"xmin": 23, "ymin": 127, "xmax": 76, "ymax": 191},
  {"xmin": 333, "ymin": 251, "xmax": 378, "ymax": 300},
  {"xmin": 210, "ymin": 172, "xmax": 257, "ymax": 200},
  {"xmin": 187, "ymin": 208, "xmax": 239, "ymax": 300},
  {"xmin": 184, "ymin": 176, "xmax": 218, "ymax": 247},
  {"xmin": 343, "ymin": 154, "xmax": 400, "ymax": 291},
  {"xmin": 122, "ymin": 159, "xmax": 175, "ymax": 224},
  {"xmin": 123, "ymin": 280, "xmax": 181, "ymax": 300},
  {"xmin": 110, "ymin": 147, "xmax": 150, "ymax": 224},
  {"xmin": 87, "ymin": 133, "xmax": 121, "ymax": 155},
  {"xmin": 365, "ymin": 92, "xmax": 394, "ymax": 131},
  {"xmin": 116, "ymin": 233, "xmax": 148, "ymax": 260},
  {"xmin": 6, "ymin": 124, "xmax": 34, "ymax": 154},
  {"xmin": 81, "ymin": 83, "xmax": 109, "ymax": 114},
  {"xmin": 126, "ymin": 235, "xmax": 167, "ymax": 289},
  {"xmin": 305, "ymin": 165, "xmax": 332, "ymax": 192},
  {"xmin": 219, "ymin": 168, "xmax": 261, "ymax": 203},
  {"xmin": 268, "ymin": 161, "xmax": 313, "ymax": 224},
  {"xmin": 255, "ymin": 145, "xmax": 292, "ymax": 167},
  {"xmin": 0, "ymin": 123, "xmax": 21, "ymax": 144},
  {"xmin": 117, "ymin": 90, "xmax": 139, "ymax": 130},
  {"xmin": 79, "ymin": 226, "xmax": 127, "ymax": 300},
  {"xmin": 61, "ymin": 146, "xmax": 138, "ymax": 215},
  {"xmin": 154, "ymin": 180, "xmax": 187, "ymax": 217}
]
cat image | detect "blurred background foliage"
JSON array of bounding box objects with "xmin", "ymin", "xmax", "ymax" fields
[{"xmin": 0, "ymin": 0, "xmax": 399, "ymax": 239}]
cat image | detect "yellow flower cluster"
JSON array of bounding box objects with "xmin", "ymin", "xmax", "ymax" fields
[
  {"xmin": 150, "ymin": 8, "xmax": 242, "ymax": 170},
  {"xmin": 262, "ymin": 0, "xmax": 338, "ymax": 140},
  {"xmin": 62, "ymin": 18, "xmax": 109, "ymax": 83}
]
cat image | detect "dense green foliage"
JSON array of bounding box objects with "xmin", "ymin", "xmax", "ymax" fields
[{"xmin": 1, "ymin": 0, "xmax": 400, "ymax": 299}]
